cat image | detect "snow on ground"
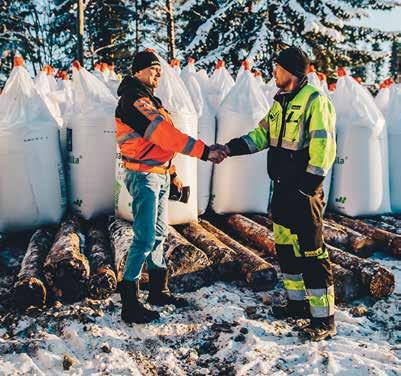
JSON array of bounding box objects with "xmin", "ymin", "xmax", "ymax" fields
[{"xmin": 0, "ymin": 250, "xmax": 400, "ymax": 375}]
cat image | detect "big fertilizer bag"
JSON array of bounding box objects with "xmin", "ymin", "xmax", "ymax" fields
[
  {"xmin": 375, "ymin": 80, "xmax": 393, "ymax": 118},
  {"xmin": 329, "ymin": 70, "xmax": 391, "ymax": 217},
  {"xmin": 181, "ymin": 59, "xmax": 216, "ymax": 215},
  {"xmin": 385, "ymin": 84, "xmax": 401, "ymax": 212},
  {"xmin": 0, "ymin": 57, "xmax": 66, "ymax": 232},
  {"xmin": 115, "ymin": 55, "xmax": 199, "ymax": 225},
  {"xmin": 212, "ymin": 69, "xmax": 270, "ymax": 214},
  {"xmin": 66, "ymin": 61, "xmax": 117, "ymax": 219},
  {"xmin": 207, "ymin": 60, "xmax": 235, "ymax": 114}
]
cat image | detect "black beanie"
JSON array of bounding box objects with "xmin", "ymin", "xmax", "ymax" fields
[
  {"xmin": 276, "ymin": 47, "xmax": 310, "ymax": 78},
  {"xmin": 132, "ymin": 50, "xmax": 160, "ymax": 74}
]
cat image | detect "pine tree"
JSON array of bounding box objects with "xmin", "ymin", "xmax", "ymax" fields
[
  {"xmin": 85, "ymin": 1, "xmax": 137, "ymax": 71},
  {"xmin": 177, "ymin": 0, "xmax": 401, "ymax": 77}
]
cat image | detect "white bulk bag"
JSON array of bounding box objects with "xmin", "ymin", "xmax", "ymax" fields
[
  {"xmin": 307, "ymin": 72, "xmax": 322, "ymax": 90},
  {"xmin": 385, "ymin": 84, "xmax": 401, "ymax": 212},
  {"xmin": 0, "ymin": 61, "xmax": 66, "ymax": 232},
  {"xmin": 212, "ymin": 70, "xmax": 270, "ymax": 214},
  {"xmin": 157, "ymin": 57, "xmax": 199, "ymax": 224},
  {"xmin": 263, "ymin": 78, "xmax": 277, "ymax": 108},
  {"xmin": 181, "ymin": 59, "xmax": 196, "ymax": 83},
  {"xmin": 181, "ymin": 61, "xmax": 216, "ymax": 215},
  {"xmin": 207, "ymin": 62, "xmax": 235, "ymax": 114},
  {"xmin": 67, "ymin": 63, "xmax": 117, "ymax": 219},
  {"xmin": 329, "ymin": 74, "xmax": 391, "ymax": 216},
  {"xmin": 375, "ymin": 86, "xmax": 391, "ymax": 118},
  {"xmin": 115, "ymin": 58, "xmax": 199, "ymax": 225}
]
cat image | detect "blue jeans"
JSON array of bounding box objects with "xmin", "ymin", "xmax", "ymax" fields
[{"xmin": 123, "ymin": 170, "xmax": 170, "ymax": 281}]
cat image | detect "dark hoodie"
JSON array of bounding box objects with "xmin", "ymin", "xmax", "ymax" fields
[{"xmin": 115, "ymin": 76, "xmax": 164, "ymax": 137}]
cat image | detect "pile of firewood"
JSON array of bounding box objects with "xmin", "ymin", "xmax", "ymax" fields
[{"xmin": 11, "ymin": 211, "xmax": 397, "ymax": 310}]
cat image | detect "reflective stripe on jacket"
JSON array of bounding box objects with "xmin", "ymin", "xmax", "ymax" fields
[
  {"xmin": 115, "ymin": 76, "xmax": 208, "ymax": 173},
  {"xmin": 228, "ymin": 80, "xmax": 336, "ymax": 192}
]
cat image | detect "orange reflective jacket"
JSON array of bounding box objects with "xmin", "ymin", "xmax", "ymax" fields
[{"xmin": 115, "ymin": 77, "xmax": 209, "ymax": 174}]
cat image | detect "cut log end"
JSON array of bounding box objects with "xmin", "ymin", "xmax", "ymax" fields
[
  {"xmin": 14, "ymin": 278, "xmax": 47, "ymax": 309},
  {"xmin": 368, "ymin": 268, "xmax": 395, "ymax": 298},
  {"xmin": 88, "ymin": 268, "xmax": 117, "ymax": 300}
]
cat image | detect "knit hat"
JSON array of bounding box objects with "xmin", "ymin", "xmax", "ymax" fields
[
  {"xmin": 276, "ymin": 47, "xmax": 310, "ymax": 78},
  {"xmin": 132, "ymin": 50, "xmax": 160, "ymax": 74}
]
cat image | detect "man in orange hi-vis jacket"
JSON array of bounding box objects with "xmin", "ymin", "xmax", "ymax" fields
[{"xmin": 115, "ymin": 50, "xmax": 226, "ymax": 324}]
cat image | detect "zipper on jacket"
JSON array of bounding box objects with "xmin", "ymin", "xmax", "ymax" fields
[{"xmin": 277, "ymin": 97, "xmax": 289, "ymax": 147}]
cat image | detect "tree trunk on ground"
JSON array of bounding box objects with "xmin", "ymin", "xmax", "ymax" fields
[
  {"xmin": 43, "ymin": 217, "xmax": 89, "ymax": 302},
  {"xmin": 108, "ymin": 217, "xmax": 213, "ymax": 292},
  {"xmin": 331, "ymin": 263, "xmax": 362, "ymax": 303},
  {"xmin": 14, "ymin": 228, "xmax": 55, "ymax": 309},
  {"xmin": 176, "ymin": 222, "xmax": 241, "ymax": 281},
  {"xmin": 228, "ymin": 216, "xmax": 395, "ymax": 299},
  {"xmin": 108, "ymin": 216, "xmax": 132, "ymax": 283},
  {"xmin": 164, "ymin": 227, "xmax": 212, "ymax": 292},
  {"xmin": 86, "ymin": 223, "xmax": 117, "ymax": 300},
  {"xmin": 199, "ymin": 220, "xmax": 277, "ymax": 291},
  {"xmin": 378, "ymin": 215, "xmax": 401, "ymax": 229},
  {"xmin": 225, "ymin": 215, "xmax": 276, "ymax": 257},
  {"xmin": 327, "ymin": 213, "xmax": 401, "ymax": 258},
  {"xmin": 249, "ymin": 214, "xmax": 375, "ymax": 258},
  {"xmin": 327, "ymin": 244, "xmax": 395, "ymax": 298},
  {"xmin": 362, "ymin": 218, "xmax": 401, "ymax": 236}
]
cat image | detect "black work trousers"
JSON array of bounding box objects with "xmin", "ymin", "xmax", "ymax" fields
[{"xmin": 271, "ymin": 182, "xmax": 334, "ymax": 327}]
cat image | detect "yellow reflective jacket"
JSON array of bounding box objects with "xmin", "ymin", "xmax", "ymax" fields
[{"xmin": 227, "ymin": 79, "xmax": 336, "ymax": 193}]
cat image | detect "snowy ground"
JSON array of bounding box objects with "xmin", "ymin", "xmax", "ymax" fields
[{"xmin": 0, "ymin": 246, "xmax": 400, "ymax": 375}]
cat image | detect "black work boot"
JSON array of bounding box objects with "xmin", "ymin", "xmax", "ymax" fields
[
  {"xmin": 147, "ymin": 269, "xmax": 187, "ymax": 307},
  {"xmin": 120, "ymin": 280, "xmax": 160, "ymax": 324},
  {"xmin": 271, "ymin": 300, "xmax": 311, "ymax": 319},
  {"xmin": 299, "ymin": 316, "xmax": 336, "ymax": 341}
]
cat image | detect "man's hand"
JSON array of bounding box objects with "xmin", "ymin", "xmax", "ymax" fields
[
  {"xmin": 208, "ymin": 144, "xmax": 229, "ymax": 164},
  {"xmin": 171, "ymin": 176, "xmax": 184, "ymax": 192}
]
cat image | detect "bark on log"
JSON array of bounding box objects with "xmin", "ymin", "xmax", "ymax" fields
[
  {"xmin": 86, "ymin": 223, "xmax": 117, "ymax": 299},
  {"xmin": 14, "ymin": 228, "xmax": 55, "ymax": 309},
  {"xmin": 229, "ymin": 216, "xmax": 394, "ymax": 299},
  {"xmin": 164, "ymin": 226, "xmax": 212, "ymax": 292},
  {"xmin": 362, "ymin": 218, "xmax": 401, "ymax": 236},
  {"xmin": 176, "ymin": 222, "xmax": 241, "ymax": 280},
  {"xmin": 199, "ymin": 220, "xmax": 277, "ymax": 291},
  {"xmin": 108, "ymin": 217, "xmax": 213, "ymax": 292},
  {"xmin": 43, "ymin": 217, "xmax": 89, "ymax": 302},
  {"xmin": 324, "ymin": 218, "xmax": 375, "ymax": 257},
  {"xmin": 250, "ymin": 214, "xmax": 374, "ymax": 258},
  {"xmin": 378, "ymin": 215, "xmax": 401, "ymax": 229},
  {"xmin": 108, "ymin": 216, "xmax": 132, "ymax": 283},
  {"xmin": 331, "ymin": 263, "xmax": 362, "ymax": 303},
  {"xmin": 226, "ymin": 215, "xmax": 276, "ymax": 257},
  {"xmin": 327, "ymin": 244, "xmax": 395, "ymax": 298},
  {"xmin": 328, "ymin": 213, "xmax": 401, "ymax": 257}
]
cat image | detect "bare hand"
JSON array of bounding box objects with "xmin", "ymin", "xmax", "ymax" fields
[
  {"xmin": 171, "ymin": 176, "xmax": 184, "ymax": 192},
  {"xmin": 208, "ymin": 144, "xmax": 229, "ymax": 164}
]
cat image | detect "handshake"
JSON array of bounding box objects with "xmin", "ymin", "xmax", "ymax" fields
[{"xmin": 207, "ymin": 144, "xmax": 230, "ymax": 164}]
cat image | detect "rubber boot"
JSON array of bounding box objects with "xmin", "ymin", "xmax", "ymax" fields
[
  {"xmin": 120, "ymin": 280, "xmax": 160, "ymax": 324},
  {"xmin": 271, "ymin": 300, "xmax": 311, "ymax": 319},
  {"xmin": 147, "ymin": 269, "xmax": 187, "ymax": 307},
  {"xmin": 299, "ymin": 316, "xmax": 336, "ymax": 341}
]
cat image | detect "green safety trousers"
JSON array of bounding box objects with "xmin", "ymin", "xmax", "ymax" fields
[{"xmin": 271, "ymin": 182, "xmax": 335, "ymax": 328}]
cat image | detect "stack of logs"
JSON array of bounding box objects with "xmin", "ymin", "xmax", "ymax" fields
[
  {"xmin": 12, "ymin": 211, "xmax": 396, "ymax": 310},
  {"xmin": 227, "ymin": 214, "xmax": 395, "ymax": 301}
]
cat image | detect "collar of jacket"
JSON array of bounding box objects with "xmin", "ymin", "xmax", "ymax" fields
[
  {"xmin": 117, "ymin": 76, "xmax": 163, "ymax": 108},
  {"xmin": 273, "ymin": 76, "xmax": 308, "ymax": 106}
]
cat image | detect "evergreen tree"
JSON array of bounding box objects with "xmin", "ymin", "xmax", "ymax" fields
[
  {"xmin": 177, "ymin": 0, "xmax": 401, "ymax": 77},
  {"xmin": 85, "ymin": 1, "xmax": 137, "ymax": 72}
]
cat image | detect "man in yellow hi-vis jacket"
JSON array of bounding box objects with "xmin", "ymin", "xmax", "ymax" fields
[{"xmin": 225, "ymin": 47, "xmax": 336, "ymax": 341}]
